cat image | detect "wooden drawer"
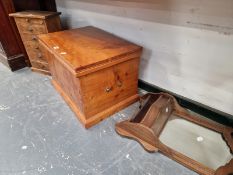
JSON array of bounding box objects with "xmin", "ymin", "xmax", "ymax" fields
[
  {"xmin": 81, "ymin": 58, "xmax": 139, "ymax": 118},
  {"xmin": 26, "ymin": 49, "xmax": 46, "ymax": 62},
  {"xmin": 20, "ymin": 33, "xmax": 39, "ymax": 42},
  {"xmin": 23, "ymin": 40, "xmax": 47, "ymax": 62},
  {"xmin": 15, "ymin": 17, "xmax": 45, "ymax": 25},
  {"xmin": 15, "ymin": 18, "xmax": 46, "ymax": 34},
  {"xmin": 23, "ymin": 40, "xmax": 40, "ymax": 50},
  {"xmin": 30, "ymin": 60, "xmax": 49, "ymax": 71}
]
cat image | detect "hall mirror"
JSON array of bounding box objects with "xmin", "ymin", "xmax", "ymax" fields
[{"xmin": 115, "ymin": 93, "xmax": 233, "ymax": 175}]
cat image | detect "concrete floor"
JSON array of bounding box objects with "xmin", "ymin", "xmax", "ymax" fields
[{"xmin": 0, "ymin": 64, "xmax": 198, "ymax": 175}]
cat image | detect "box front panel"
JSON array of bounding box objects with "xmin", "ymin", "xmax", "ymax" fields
[{"xmin": 80, "ymin": 58, "xmax": 139, "ymax": 118}]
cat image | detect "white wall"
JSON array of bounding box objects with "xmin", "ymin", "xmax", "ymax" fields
[{"xmin": 55, "ymin": 0, "xmax": 233, "ymax": 116}]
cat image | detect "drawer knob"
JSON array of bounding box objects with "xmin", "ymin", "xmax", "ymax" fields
[
  {"xmin": 117, "ymin": 81, "xmax": 122, "ymax": 87},
  {"xmin": 38, "ymin": 53, "xmax": 42, "ymax": 58},
  {"xmin": 105, "ymin": 87, "xmax": 112, "ymax": 93},
  {"xmin": 32, "ymin": 36, "xmax": 37, "ymax": 40},
  {"xmin": 28, "ymin": 27, "xmax": 33, "ymax": 32},
  {"xmin": 35, "ymin": 46, "xmax": 39, "ymax": 49},
  {"xmin": 25, "ymin": 19, "xmax": 30, "ymax": 22}
]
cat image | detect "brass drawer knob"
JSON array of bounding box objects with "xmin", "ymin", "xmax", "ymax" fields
[
  {"xmin": 105, "ymin": 87, "xmax": 112, "ymax": 93},
  {"xmin": 25, "ymin": 18, "xmax": 30, "ymax": 22}
]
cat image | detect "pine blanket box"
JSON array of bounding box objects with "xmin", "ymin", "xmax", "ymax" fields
[
  {"xmin": 9, "ymin": 11, "xmax": 61, "ymax": 75},
  {"xmin": 38, "ymin": 26, "xmax": 142, "ymax": 128}
]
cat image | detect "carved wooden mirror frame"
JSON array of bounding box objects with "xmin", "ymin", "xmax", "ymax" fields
[{"xmin": 115, "ymin": 93, "xmax": 233, "ymax": 175}]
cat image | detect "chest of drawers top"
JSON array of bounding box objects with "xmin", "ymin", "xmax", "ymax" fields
[
  {"xmin": 9, "ymin": 11, "xmax": 61, "ymax": 36},
  {"xmin": 9, "ymin": 11, "xmax": 61, "ymax": 18}
]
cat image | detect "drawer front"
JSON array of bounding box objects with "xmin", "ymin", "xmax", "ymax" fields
[
  {"xmin": 15, "ymin": 18, "xmax": 46, "ymax": 34},
  {"xmin": 15, "ymin": 17, "xmax": 45, "ymax": 25},
  {"xmin": 20, "ymin": 33, "xmax": 39, "ymax": 42},
  {"xmin": 26, "ymin": 49, "xmax": 46, "ymax": 62},
  {"xmin": 80, "ymin": 58, "xmax": 139, "ymax": 118},
  {"xmin": 30, "ymin": 60, "xmax": 49, "ymax": 71},
  {"xmin": 23, "ymin": 40, "xmax": 47, "ymax": 63},
  {"xmin": 24, "ymin": 40, "xmax": 40, "ymax": 51}
]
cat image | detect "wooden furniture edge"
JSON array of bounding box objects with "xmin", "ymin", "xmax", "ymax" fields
[
  {"xmin": 215, "ymin": 159, "xmax": 233, "ymax": 175},
  {"xmin": 0, "ymin": 1, "xmax": 28, "ymax": 71},
  {"xmin": 116, "ymin": 120, "xmax": 215, "ymax": 175},
  {"xmin": 115, "ymin": 121, "xmax": 158, "ymax": 152},
  {"xmin": 38, "ymin": 38, "xmax": 77, "ymax": 75},
  {"xmin": 9, "ymin": 11, "xmax": 61, "ymax": 19},
  {"xmin": 158, "ymin": 141, "xmax": 215, "ymax": 175},
  {"xmin": 75, "ymin": 51, "xmax": 142, "ymax": 77}
]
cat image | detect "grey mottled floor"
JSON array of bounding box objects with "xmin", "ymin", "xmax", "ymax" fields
[{"xmin": 0, "ymin": 64, "xmax": 198, "ymax": 175}]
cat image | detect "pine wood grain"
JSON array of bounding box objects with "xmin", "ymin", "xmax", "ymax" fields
[
  {"xmin": 38, "ymin": 26, "xmax": 142, "ymax": 128},
  {"xmin": 38, "ymin": 26, "xmax": 142, "ymax": 74}
]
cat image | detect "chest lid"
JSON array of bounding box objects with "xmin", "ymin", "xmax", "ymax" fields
[
  {"xmin": 9, "ymin": 11, "xmax": 61, "ymax": 19},
  {"xmin": 38, "ymin": 26, "xmax": 142, "ymax": 76}
]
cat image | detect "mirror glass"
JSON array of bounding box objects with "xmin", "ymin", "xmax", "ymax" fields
[{"xmin": 159, "ymin": 115, "xmax": 232, "ymax": 170}]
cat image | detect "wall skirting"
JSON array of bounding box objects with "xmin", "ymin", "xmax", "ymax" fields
[{"xmin": 138, "ymin": 79, "xmax": 233, "ymax": 127}]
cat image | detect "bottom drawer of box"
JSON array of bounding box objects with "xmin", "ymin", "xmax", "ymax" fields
[{"xmin": 27, "ymin": 49, "xmax": 47, "ymax": 63}]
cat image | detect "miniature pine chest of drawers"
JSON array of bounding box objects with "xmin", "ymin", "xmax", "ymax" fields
[
  {"xmin": 38, "ymin": 26, "xmax": 142, "ymax": 128},
  {"xmin": 9, "ymin": 11, "xmax": 61, "ymax": 75}
]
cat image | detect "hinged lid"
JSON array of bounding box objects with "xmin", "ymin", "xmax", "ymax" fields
[
  {"xmin": 9, "ymin": 11, "xmax": 61, "ymax": 19},
  {"xmin": 38, "ymin": 26, "xmax": 142, "ymax": 76}
]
